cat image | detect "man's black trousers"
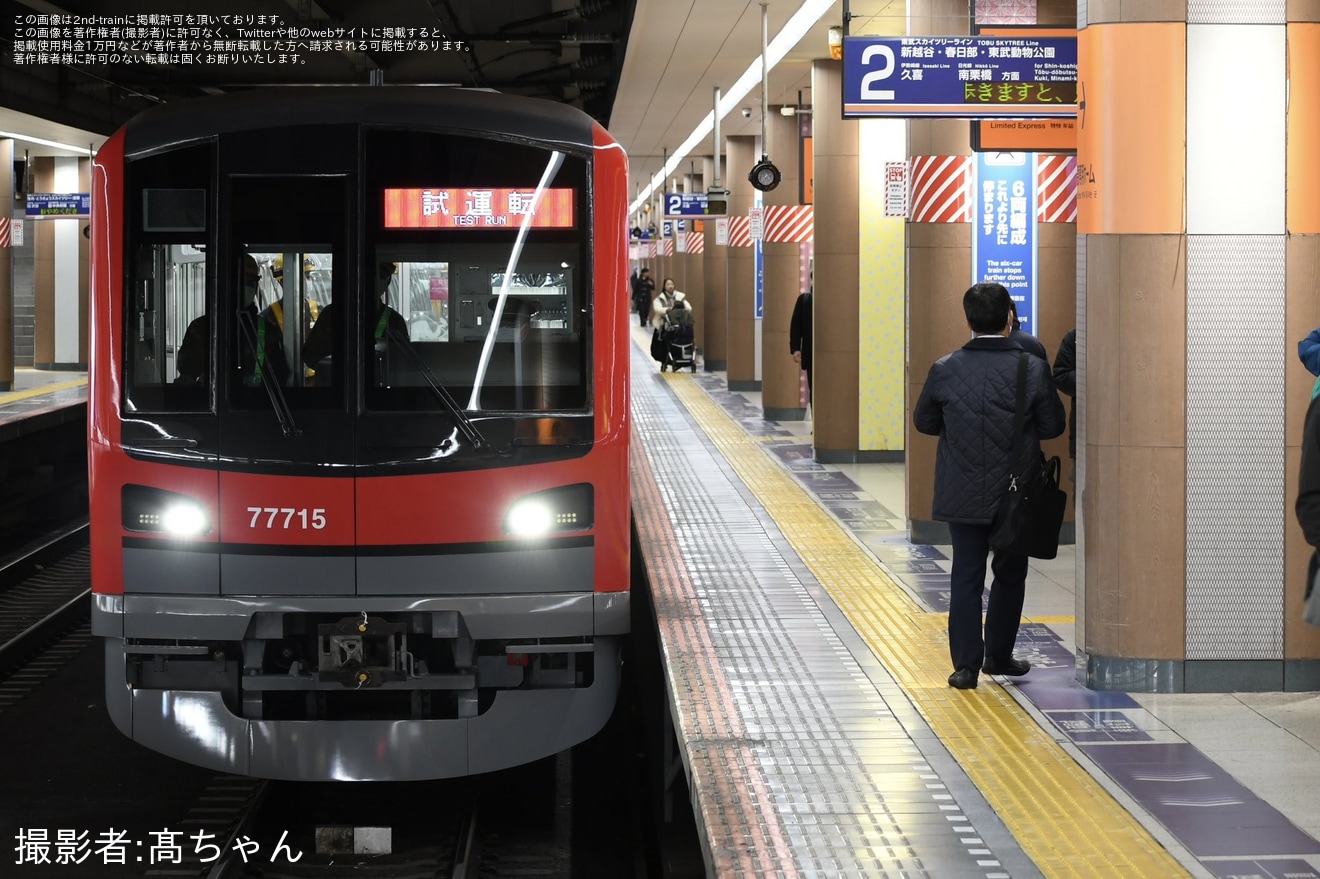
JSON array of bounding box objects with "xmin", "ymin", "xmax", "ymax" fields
[{"xmin": 946, "ymin": 522, "xmax": 1029, "ymax": 673}]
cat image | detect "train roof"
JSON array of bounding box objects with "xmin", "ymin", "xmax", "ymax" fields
[{"xmin": 121, "ymin": 86, "xmax": 599, "ymax": 158}]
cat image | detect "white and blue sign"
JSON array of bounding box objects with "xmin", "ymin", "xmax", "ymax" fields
[
  {"xmin": 662, "ymin": 220, "xmax": 672, "ymax": 237},
  {"xmin": 754, "ymin": 239, "xmax": 764, "ymax": 320},
  {"xmin": 26, "ymin": 192, "xmax": 90, "ymax": 217},
  {"xmin": 972, "ymin": 153, "xmax": 1037, "ymax": 333},
  {"xmin": 842, "ymin": 36, "xmax": 1077, "ymax": 118},
  {"xmin": 664, "ymin": 192, "xmax": 710, "ymax": 216}
]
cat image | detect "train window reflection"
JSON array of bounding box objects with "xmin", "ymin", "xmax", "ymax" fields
[
  {"xmin": 227, "ymin": 174, "xmax": 345, "ymax": 409},
  {"xmin": 397, "ymin": 262, "xmax": 449, "ymax": 342},
  {"xmin": 126, "ymin": 242, "xmax": 208, "ymax": 411},
  {"xmin": 237, "ymin": 250, "xmax": 333, "ymax": 389},
  {"xmin": 365, "ymin": 253, "xmax": 585, "ymax": 413}
]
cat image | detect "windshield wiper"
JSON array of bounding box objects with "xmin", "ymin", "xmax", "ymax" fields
[
  {"xmin": 237, "ymin": 310, "xmax": 301, "ymax": 437},
  {"xmin": 469, "ymin": 149, "xmax": 565, "ymax": 410},
  {"xmin": 382, "ymin": 323, "xmax": 488, "ymax": 450}
]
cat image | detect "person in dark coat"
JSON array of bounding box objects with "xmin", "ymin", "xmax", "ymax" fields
[
  {"xmin": 1053, "ymin": 329, "xmax": 1077, "ymax": 475},
  {"xmin": 913, "ymin": 282, "xmax": 1066, "ymax": 690},
  {"xmin": 632, "ymin": 268, "xmax": 655, "ymax": 327},
  {"xmin": 789, "ymin": 290, "xmax": 813, "ymax": 402},
  {"xmin": 1008, "ymin": 300, "xmax": 1049, "ymax": 363},
  {"xmin": 1297, "ymin": 395, "xmax": 1320, "ymax": 622},
  {"xmin": 303, "ymin": 262, "xmax": 408, "ymax": 384},
  {"xmin": 1298, "ymin": 327, "xmax": 1320, "ymax": 400},
  {"xmin": 177, "ymin": 254, "xmax": 288, "ymax": 387}
]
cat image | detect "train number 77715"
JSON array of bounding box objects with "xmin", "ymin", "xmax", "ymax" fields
[{"xmin": 247, "ymin": 507, "xmax": 328, "ymax": 530}]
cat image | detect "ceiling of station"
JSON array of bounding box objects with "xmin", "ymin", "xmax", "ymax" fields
[
  {"xmin": 612, "ymin": 0, "xmax": 906, "ymax": 195},
  {"xmin": 0, "ymin": 0, "xmax": 911, "ymax": 191}
]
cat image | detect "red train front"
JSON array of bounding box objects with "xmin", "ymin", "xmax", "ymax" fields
[{"xmin": 87, "ymin": 87, "xmax": 630, "ymax": 781}]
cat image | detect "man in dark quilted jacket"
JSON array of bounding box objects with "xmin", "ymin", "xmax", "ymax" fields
[{"xmin": 913, "ymin": 282, "xmax": 1066, "ymax": 690}]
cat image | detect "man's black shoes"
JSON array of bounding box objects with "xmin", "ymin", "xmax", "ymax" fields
[
  {"xmin": 950, "ymin": 658, "xmax": 1030, "ymax": 688},
  {"xmin": 982, "ymin": 657, "xmax": 1031, "ymax": 676},
  {"xmin": 947, "ymin": 668, "xmax": 978, "ymax": 689}
]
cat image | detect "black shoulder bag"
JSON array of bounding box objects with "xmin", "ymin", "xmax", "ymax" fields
[{"xmin": 988, "ymin": 352, "xmax": 1068, "ymax": 559}]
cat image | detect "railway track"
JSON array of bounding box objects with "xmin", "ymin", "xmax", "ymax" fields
[
  {"xmin": 0, "ymin": 522, "xmax": 91, "ymax": 682},
  {"xmin": 201, "ymin": 782, "xmax": 482, "ymax": 879}
]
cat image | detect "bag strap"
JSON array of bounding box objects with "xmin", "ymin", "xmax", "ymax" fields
[{"xmin": 1008, "ymin": 351, "xmax": 1028, "ymax": 489}]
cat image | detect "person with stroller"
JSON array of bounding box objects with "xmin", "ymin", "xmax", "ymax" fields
[
  {"xmin": 649, "ymin": 278, "xmax": 676, "ymax": 365},
  {"xmin": 650, "ymin": 277, "xmax": 677, "ymax": 330},
  {"xmin": 660, "ymin": 290, "xmax": 695, "ymax": 372}
]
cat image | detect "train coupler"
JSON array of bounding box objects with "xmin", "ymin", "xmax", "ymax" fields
[{"xmin": 317, "ymin": 613, "xmax": 408, "ymax": 687}]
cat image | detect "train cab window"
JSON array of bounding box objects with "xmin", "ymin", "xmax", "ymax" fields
[
  {"xmin": 226, "ymin": 175, "xmax": 345, "ymax": 409},
  {"xmin": 365, "ymin": 250, "xmax": 585, "ymax": 413},
  {"xmin": 122, "ymin": 142, "xmax": 213, "ymax": 414},
  {"xmin": 236, "ymin": 249, "xmax": 333, "ymax": 389},
  {"xmin": 132, "ymin": 243, "xmax": 208, "ymax": 395},
  {"xmin": 364, "ymin": 128, "xmax": 590, "ymax": 415}
]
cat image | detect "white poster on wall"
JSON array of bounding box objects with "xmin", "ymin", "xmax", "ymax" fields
[
  {"xmin": 884, "ymin": 162, "xmax": 908, "ymax": 218},
  {"xmin": 12, "ymin": 219, "xmax": 23, "ymax": 246},
  {"xmin": 715, "ymin": 217, "xmax": 729, "ymax": 246}
]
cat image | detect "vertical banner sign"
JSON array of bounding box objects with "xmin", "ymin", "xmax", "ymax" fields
[
  {"xmin": 715, "ymin": 217, "xmax": 729, "ymax": 246},
  {"xmin": 800, "ymin": 110, "xmax": 814, "ymax": 205},
  {"xmin": 884, "ymin": 162, "xmax": 909, "ymax": 217},
  {"xmin": 752, "ymin": 197, "xmax": 764, "ymax": 319},
  {"xmin": 755, "ymin": 240, "xmax": 764, "ymax": 319},
  {"xmin": 973, "ymin": 152, "xmax": 1037, "ymax": 332},
  {"xmin": 12, "ymin": 219, "xmax": 23, "ymax": 247}
]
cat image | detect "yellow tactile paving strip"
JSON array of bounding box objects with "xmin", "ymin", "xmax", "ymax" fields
[
  {"xmin": 0, "ymin": 378, "xmax": 87, "ymax": 405},
  {"xmin": 663, "ymin": 372, "xmax": 1190, "ymax": 879}
]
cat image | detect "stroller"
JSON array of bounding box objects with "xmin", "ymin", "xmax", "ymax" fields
[{"xmin": 660, "ymin": 306, "xmax": 696, "ymax": 372}]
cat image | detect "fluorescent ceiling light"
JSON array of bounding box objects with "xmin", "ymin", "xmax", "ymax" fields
[
  {"xmin": 0, "ymin": 130, "xmax": 98, "ymax": 154},
  {"xmin": 629, "ymin": 0, "xmax": 836, "ymax": 216}
]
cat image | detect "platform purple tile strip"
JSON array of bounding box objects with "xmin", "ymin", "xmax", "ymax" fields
[
  {"xmin": 1080, "ymin": 744, "xmax": 1320, "ymax": 859},
  {"xmin": 1209, "ymin": 859, "xmax": 1320, "ymax": 879}
]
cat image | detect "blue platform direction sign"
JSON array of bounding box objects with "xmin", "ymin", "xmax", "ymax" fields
[
  {"xmin": 26, "ymin": 192, "xmax": 90, "ymax": 218},
  {"xmin": 972, "ymin": 152, "xmax": 1037, "ymax": 334},
  {"xmin": 842, "ymin": 35, "xmax": 1077, "ymax": 118},
  {"xmin": 664, "ymin": 192, "xmax": 710, "ymax": 217}
]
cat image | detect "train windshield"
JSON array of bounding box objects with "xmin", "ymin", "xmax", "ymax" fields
[
  {"xmin": 120, "ymin": 127, "xmax": 591, "ymax": 425},
  {"xmin": 364, "ymin": 130, "xmax": 590, "ymax": 414}
]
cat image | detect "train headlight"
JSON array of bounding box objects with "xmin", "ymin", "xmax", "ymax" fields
[
  {"xmin": 122, "ymin": 485, "xmax": 212, "ymax": 537},
  {"xmin": 162, "ymin": 502, "xmax": 208, "ymax": 536},
  {"xmin": 506, "ymin": 500, "xmax": 554, "ymax": 537},
  {"xmin": 503, "ymin": 484, "xmax": 593, "ymax": 538}
]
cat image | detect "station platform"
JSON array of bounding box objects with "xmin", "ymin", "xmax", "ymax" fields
[
  {"xmin": 0, "ymin": 368, "xmax": 87, "ymax": 441},
  {"xmin": 628, "ymin": 324, "xmax": 1320, "ymax": 879}
]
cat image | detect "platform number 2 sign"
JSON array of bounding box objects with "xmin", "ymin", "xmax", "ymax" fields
[{"xmin": 859, "ymin": 45, "xmax": 896, "ymax": 101}]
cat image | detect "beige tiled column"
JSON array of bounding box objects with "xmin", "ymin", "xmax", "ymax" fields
[
  {"xmin": 725, "ymin": 135, "xmax": 757, "ymax": 391},
  {"xmin": 31, "ymin": 157, "xmax": 54, "ymax": 368},
  {"xmin": 762, "ymin": 111, "xmax": 805, "ymax": 421},
  {"xmin": 903, "ymin": 0, "xmax": 974, "ymax": 538},
  {"xmin": 1078, "ymin": 0, "xmax": 1320, "ymax": 692},
  {"xmin": 78, "ymin": 157, "xmax": 90, "ymax": 367},
  {"xmin": 702, "ymin": 156, "xmax": 727, "ymax": 370},
  {"xmin": 810, "ymin": 59, "xmax": 860, "ymax": 458}
]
